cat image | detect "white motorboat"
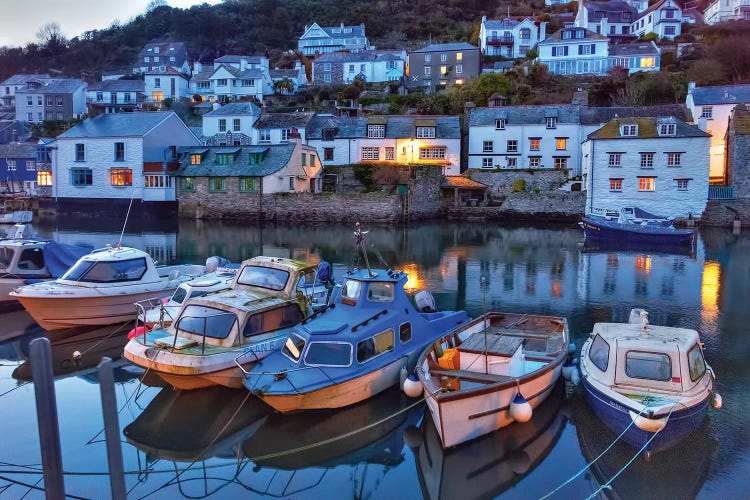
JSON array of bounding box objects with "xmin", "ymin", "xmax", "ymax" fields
[
  {"xmin": 0, "ymin": 209, "xmax": 33, "ymax": 224},
  {"xmin": 10, "ymin": 245, "xmax": 206, "ymax": 330}
]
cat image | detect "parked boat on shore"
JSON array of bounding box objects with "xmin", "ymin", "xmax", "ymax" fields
[
  {"xmin": 579, "ymin": 308, "xmax": 720, "ymax": 454},
  {"xmin": 580, "ymin": 207, "xmax": 695, "ymax": 246},
  {"xmin": 11, "ymin": 245, "xmax": 206, "ymax": 330},
  {"xmin": 416, "ymin": 312, "xmax": 569, "ymax": 448}
]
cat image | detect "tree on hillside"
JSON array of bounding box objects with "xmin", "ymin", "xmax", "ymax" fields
[
  {"xmin": 273, "ymin": 78, "xmax": 295, "ymax": 95},
  {"xmin": 36, "ymin": 23, "xmax": 67, "ymax": 52}
]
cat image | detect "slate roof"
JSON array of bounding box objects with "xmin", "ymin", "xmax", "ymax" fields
[
  {"xmin": 469, "ymin": 105, "xmax": 581, "ymax": 126},
  {"xmin": 690, "ymin": 84, "xmax": 750, "ymax": 106},
  {"xmin": 189, "ymin": 126, "xmax": 204, "ymax": 138},
  {"xmin": 270, "ymin": 69, "xmax": 299, "ymax": 79},
  {"xmin": 1, "ymin": 74, "xmax": 51, "ymax": 86},
  {"xmin": 539, "ymin": 28, "xmax": 607, "ymax": 44},
  {"xmin": 583, "ymin": 1, "xmax": 637, "ymax": 23},
  {"xmin": 314, "ymin": 50, "xmax": 405, "ymax": 64},
  {"xmin": 639, "ymin": 0, "xmax": 680, "ymax": 18},
  {"xmin": 145, "ymin": 68, "xmax": 189, "ymax": 77},
  {"xmin": 304, "ymin": 23, "xmax": 366, "ymax": 39},
  {"xmin": 214, "ymin": 55, "xmax": 265, "ymax": 64},
  {"xmin": 15, "ymin": 79, "xmax": 86, "ymax": 94},
  {"xmin": 587, "ymin": 117, "xmax": 710, "ymax": 140},
  {"xmin": 190, "ymin": 70, "xmax": 214, "ymax": 82},
  {"xmin": 204, "ymin": 102, "xmax": 261, "ymax": 117},
  {"xmin": 213, "ymin": 64, "xmax": 265, "ymax": 80},
  {"xmin": 58, "ymin": 112, "xmax": 176, "ymax": 138},
  {"xmin": 412, "ymin": 43, "xmax": 478, "ymax": 53},
  {"xmin": 138, "ymin": 42, "xmax": 188, "ymax": 60},
  {"xmin": 306, "ymin": 115, "xmax": 367, "ymax": 139},
  {"xmin": 88, "ymin": 80, "xmax": 145, "ymax": 92},
  {"xmin": 483, "ymin": 18, "xmax": 520, "ymax": 30},
  {"xmin": 580, "ymin": 104, "xmax": 692, "ymax": 124},
  {"xmin": 307, "ymin": 114, "xmax": 460, "ymax": 139},
  {"xmin": 253, "ymin": 112, "xmax": 316, "ymax": 129},
  {"xmin": 174, "ymin": 143, "xmax": 296, "ymax": 177},
  {"xmin": 0, "ymin": 142, "xmax": 37, "ymax": 158},
  {"xmin": 609, "ymin": 42, "xmax": 659, "ymax": 57}
]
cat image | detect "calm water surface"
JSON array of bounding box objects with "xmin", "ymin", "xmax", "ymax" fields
[{"xmin": 0, "ymin": 219, "xmax": 748, "ymax": 499}]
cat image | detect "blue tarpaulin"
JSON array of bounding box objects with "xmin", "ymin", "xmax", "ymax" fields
[{"xmin": 43, "ymin": 242, "xmax": 93, "ymax": 278}]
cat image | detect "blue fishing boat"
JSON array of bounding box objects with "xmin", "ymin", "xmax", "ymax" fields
[
  {"xmin": 579, "ymin": 309, "xmax": 721, "ymax": 454},
  {"xmin": 579, "ymin": 207, "xmax": 695, "ymax": 245},
  {"xmin": 241, "ymin": 225, "xmax": 471, "ymax": 413}
]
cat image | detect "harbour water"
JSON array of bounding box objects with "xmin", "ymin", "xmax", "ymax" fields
[{"xmin": 0, "ymin": 218, "xmax": 748, "ymax": 499}]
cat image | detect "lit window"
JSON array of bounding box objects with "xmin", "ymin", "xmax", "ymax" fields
[
  {"xmin": 667, "ymin": 152, "xmax": 682, "ymax": 166},
  {"xmin": 483, "ymin": 141, "xmax": 493, "ymax": 153},
  {"xmin": 180, "ymin": 177, "xmax": 195, "ymax": 191},
  {"xmin": 37, "ymin": 171, "xmax": 52, "ymax": 186},
  {"xmin": 440, "ymin": 66, "xmax": 447, "ymax": 75},
  {"xmin": 455, "ymin": 79, "xmax": 464, "ymax": 85},
  {"xmin": 640, "ymin": 57, "xmax": 655, "ymax": 68},
  {"xmin": 110, "ymin": 168, "xmax": 132, "ymax": 186},
  {"xmin": 556, "ymin": 138, "xmax": 567, "ymax": 150},
  {"xmin": 638, "ymin": 177, "xmax": 655, "ymax": 191},
  {"xmin": 640, "ymin": 152, "xmax": 654, "ymax": 168},
  {"xmin": 209, "ymin": 178, "xmax": 225, "ymax": 192},
  {"xmin": 456, "ymin": 52, "xmax": 462, "ymax": 61},
  {"xmin": 529, "ymin": 138, "xmax": 540, "ymax": 151},
  {"xmin": 419, "ymin": 147, "xmax": 446, "ymax": 159},
  {"xmin": 239, "ymin": 177, "xmax": 259, "ymax": 192},
  {"xmin": 609, "ymin": 178, "xmax": 622, "ymax": 191},
  {"xmin": 190, "ymin": 154, "xmax": 201, "ymax": 165}
]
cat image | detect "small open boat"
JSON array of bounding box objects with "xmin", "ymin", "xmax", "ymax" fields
[
  {"xmin": 416, "ymin": 312, "xmax": 569, "ymax": 449},
  {"xmin": 579, "ymin": 308, "xmax": 721, "ymax": 453},
  {"xmin": 11, "ymin": 246, "xmax": 206, "ymax": 330},
  {"xmin": 124, "ymin": 256, "xmax": 333, "ymax": 390},
  {"xmin": 580, "ymin": 207, "xmax": 694, "ymax": 245}
]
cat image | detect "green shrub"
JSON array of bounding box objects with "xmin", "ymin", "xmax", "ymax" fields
[
  {"xmin": 511, "ymin": 179, "xmax": 526, "ymax": 193},
  {"xmin": 353, "ymin": 164, "xmax": 376, "ymax": 191}
]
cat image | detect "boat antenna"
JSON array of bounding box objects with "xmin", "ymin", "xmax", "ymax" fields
[
  {"xmin": 353, "ymin": 223, "xmax": 373, "ymax": 277},
  {"xmin": 481, "ymin": 274, "xmax": 489, "ymax": 374},
  {"xmin": 118, "ymin": 196, "xmax": 134, "ymax": 248}
]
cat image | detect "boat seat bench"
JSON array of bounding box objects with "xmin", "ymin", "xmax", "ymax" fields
[{"xmin": 430, "ymin": 368, "xmax": 515, "ymax": 385}]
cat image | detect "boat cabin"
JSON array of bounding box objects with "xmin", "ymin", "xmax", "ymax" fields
[
  {"xmin": 586, "ymin": 322, "xmax": 708, "ymax": 394},
  {"xmin": 0, "ymin": 240, "xmax": 50, "ymax": 278},
  {"xmin": 232, "ymin": 256, "xmax": 321, "ymax": 299}
]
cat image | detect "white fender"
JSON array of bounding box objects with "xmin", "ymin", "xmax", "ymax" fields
[{"xmin": 629, "ymin": 410, "xmax": 668, "ymax": 433}]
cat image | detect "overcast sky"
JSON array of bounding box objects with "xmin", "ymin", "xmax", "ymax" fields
[{"xmin": 0, "ymin": 0, "xmax": 222, "ymax": 48}]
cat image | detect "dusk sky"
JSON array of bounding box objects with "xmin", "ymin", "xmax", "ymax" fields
[{"xmin": 0, "ymin": 0, "xmax": 222, "ymax": 48}]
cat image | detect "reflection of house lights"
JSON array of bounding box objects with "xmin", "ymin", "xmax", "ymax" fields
[
  {"xmin": 551, "ymin": 279, "xmax": 562, "ymax": 297},
  {"xmin": 701, "ymin": 261, "xmax": 720, "ymax": 323},
  {"xmin": 401, "ymin": 263, "xmax": 422, "ymax": 291},
  {"xmin": 635, "ymin": 255, "xmax": 652, "ymax": 273}
]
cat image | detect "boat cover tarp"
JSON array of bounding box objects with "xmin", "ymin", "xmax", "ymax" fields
[
  {"xmin": 44, "ymin": 242, "xmax": 93, "ymax": 278},
  {"xmin": 628, "ymin": 207, "xmax": 668, "ymax": 220}
]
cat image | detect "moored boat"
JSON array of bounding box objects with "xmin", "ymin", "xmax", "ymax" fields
[
  {"xmin": 579, "ymin": 308, "xmax": 721, "ymax": 454},
  {"xmin": 580, "ymin": 207, "xmax": 694, "ymax": 245},
  {"xmin": 416, "ymin": 312, "xmax": 569, "ymax": 448},
  {"xmin": 10, "ymin": 245, "xmax": 206, "ymax": 330}
]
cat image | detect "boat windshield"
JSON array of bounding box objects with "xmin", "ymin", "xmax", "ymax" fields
[
  {"xmin": 175, "ymin": 305, "xmax": 238, "ymax": 339},
  {"xmin": 60, "ymin": 257, "xmax": 147, "ymax": 283},
  {"xmin": 281, "ymin": 333, "xmax": 306, "ymax": 362},
  {"xmin": 0, "ymin": 247, "xmax": 15, "ymax": 269},
  {"xmin": 170, "ymin": 285, "xmax": 189, "ymax": 304},
  {"xmin": 237, "ymin": 265, "xmax": 290, "ymax": 291},
  {"xmin": 687, "ymin": 343, "xmax": 707, "ymax": 381},
  {"xmin": 304, "ymin": 341, "xmax": 352, "ymax": 367}
]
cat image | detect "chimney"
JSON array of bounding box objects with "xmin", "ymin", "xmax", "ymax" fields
[
  {"xmin": 240, "ymin": 57, "xmax": 247, "ymax": 71},
  {"xmin": 11, "ymin": 128, "xmax": 18, "ymax": 143},
  {"xmin": 482, "ymin": 15, "xmax": 487, "ymax": 23},
  {"xmin": 341, "ymin": 22, "xmax": 345, "ymax": 30},
  {"xmin": 698, "ymin": 117, "xmax": 707, "ymax": 132},
  {"xmin": 540, "ymin": 22, "xmax": 548, "ymax": 41},
  {"xmin": 289, "ymin": 127, "xmax": 302, "ymax": 143},
  {"xmin": 688, "ymin": 81, "xmax": 696, "ymax": 94}
]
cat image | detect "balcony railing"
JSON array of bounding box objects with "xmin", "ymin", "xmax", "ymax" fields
[
  {"xmin": 708, "ymin": 185, "xmax": 735, "ymax": 200},
  {"xmin": 486, "ymin": 36, "xmax": 514, "ymax": 46},
  {"xmin": 87, "ymin": 98, "xmax": 136, "ymax": 106}
]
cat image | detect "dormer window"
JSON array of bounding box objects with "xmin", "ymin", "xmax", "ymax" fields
[
  {"xmin": 416, "ymin": 126, "xmax": 435, "ymax": 138},
  {"xmin": 495, "ymin": 119, "xmax": 506, "ymax": 130},
  {"xmin": 546, "ymin": 117, "xmax": 557, "ymax": 129},
  {"xmin": 659, "ymin": 123, "xmax": 676, "ymax": 136},
  {"xmin": 215, "ymin": 153, "xmax": 236, "ymax": 165},
  {"xmin": 621, "ymin": 124, "xmax": 638, "ymax": 137},
  {"xmin": 367, "ymin": 124, "xmax": 385, "ymax": 138},
  {"xmin": 190, "ymin": 153, "xmax": 202, "ymax": 165}
]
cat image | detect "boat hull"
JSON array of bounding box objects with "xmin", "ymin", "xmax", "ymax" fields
[
  {"xmin": 581, "ymin": 375, "xmax": 710, "ymax": 453},
  {"xmin": 580, "ymin": 217, "xmax": 694, "ymax": 245}
]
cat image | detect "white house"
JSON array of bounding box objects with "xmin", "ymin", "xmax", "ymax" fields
[
  {"xmin": 311, "ymin": 50, "xmax": 406, "ymax": 85},
  {"xmin": 306, "ymin": 114, "xmax": 461, "ymax": 175},
  {"xmin": 51, "ymin": 112, "xmax": 199, "ymax": 213},
  {"xmin": 686, "ymin": 82, "xmax": 750, "ymax": 183},
  {"xmin": 1, "ymin": 74, "xmax": 52, "ymax": 108},
  {"xmin": 608, "ymin": 42, "xmax": 661, "ymax": 74},
  {"xmin": 145, "ymin": 69, "xmax": 190, "ymax": 103},
  {"xmin": 575, "ymin": 0, "xmax": 638, "ymax": 39},
  {"xmin": 631, "ymin": 0, "xmax": 682, "ymax": 39},
  {"xmin": 201, "ymin": 102, "xmax": 261, "ymax": 146},
  {"xmin": 478, "ymin": 17, "xmax": 541, "ymax": 59},
  {"xmin": 133, "ymin": 42, "xmax": 191, "ymax": 75},
  {"xmin": 270, "ymin": 61, "xmax": 309, "ymax": 94},
  {"xmin": 703, "ymin": 0, "xmax": 750, "ymax": 24},
  {"xmin": 538, "ymin": 27, "xmax": 610, "ymax": 76},
  {"xmin": 251, "ymin": 112, "xmax": 316, "ymax": 145},
  {"xmin": 582, "ymin": 116, "xmax": 710, "ymax": 218},
  {"xmin": 86, "ymin": 80, "xmax": 144, "ymax": 113},
  {"xmin": 190, "ymin": 56, "xmax": 273, "ymax": 104},
  {"xmin": 467, "ymin": 105, "xmax": 585, "ymax": 176},
  {"xmin": 14, "ymin": 79, "xmax": 87, "ymax": 124},
  {"xmin": 298, "ymin": 22, "xmax": 369, "ymax": 56}
]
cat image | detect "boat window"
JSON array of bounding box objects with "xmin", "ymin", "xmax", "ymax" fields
[
  {"xmin": 625, "ymin": 351, "xmax": 672, "ymax": 381},
  {"xmin": 357, "ymin": 329, "xmax": 395, "ymax": 363},
  {"xmin": 687, "ymin": 344, "xmax": 706, "ymax": 381},
  {"xmin": 588, "ymin": 334, "xmax": 610, "ymax": 372},
  {"xmin": 237, "ymin": 265, "xmax": 290, "ymax": 291},
  {"xmin": 16, "ymin": 248, "xmax": 44, "ymax": 270},
  {"xmin": 304, "ymin": 341, "xmax": 352, "ymax": 367},
  {"xmin": 170, "ymin": 286, "xmax": 188, "ymax": 304},
  {"xmin": 175, "ymin": 305, "xmax": 237, "ymax": 339},
  {"xmin": 0, "ymin": 247, "xmax": 16, "ymax": 269},
  {"xmin": 368, "ymin": 282, "xmax": 394, "ymax": 302},
  {"xmin": 295, "ymin": 269, "xmax": 316, "ymax": 289},
  {"xmin": 399, "ymin": 322, "xmax": 412, "ymax": 343},
  {"xmin": 60, "ymin": 257, "xmax": 147, "ymax": 283},
  {"xmin": 282, "ymin": 333, "xmax": 306, "ymax": 362},
  {"xmin": 341, "ymin": 279, "xmax": 362, "ymax": 305},
  {"xmin": 243, "ymin": 303, "xmax": 304, "ymax": 338}
]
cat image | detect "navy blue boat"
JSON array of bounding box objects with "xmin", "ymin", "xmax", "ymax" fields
[{"xmin": 579, "ymin": 207, "xmax": 694, "ymax": 245}]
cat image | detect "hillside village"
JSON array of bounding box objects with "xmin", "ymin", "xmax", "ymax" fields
[{"xmin": 1, "ymin": 0, "xmax": 750, "ymax": 225}]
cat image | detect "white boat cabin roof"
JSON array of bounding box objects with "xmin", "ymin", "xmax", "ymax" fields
[
  {"xmin": 185, "ymin": 289, "xmax": 294, "ymax": 315},
  {"xmin": 593, "ymin": 322, "xmax": 700, "ymax": 355}
]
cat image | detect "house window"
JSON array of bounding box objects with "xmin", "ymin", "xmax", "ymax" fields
[
  {"xmin": 289, "ymin": 177, "xmax": 295, "ymax": 191},
  {"xmin": 322, "ymin": 128, "xmax": 336, "ymax": 141},
  {"xmin": 349, "ymin": 64, "xmax": 355, "ymax": 72},
  {"xmin": 424, "ymin": 66, "xmax": 431, "ymax": 76},
  {"xmin": 152, "ymin": 91, "xmax": 163, "ymax": 102},
  {"xmin": 215, "ymin": 153, "xmax": 234, "ymax": 165},
  {"xmin": 701, "ymin": 107, "xmax": 713, "ymax": 119},
  {"xmin": 219, "ymin": 119, "xmax": 226, "ymax": 132},
  {"xmin": 46, "ymin": 96, "xmax": 53, "ymax": 106},
  {"xmin": 110, "ymin": 168, "xmax": 132, "ymax": 186},
  {"xmin": 676, "ymin": 179, "xmax": 690, "ymax": 190},
  {"xmin": 424, "ymin": 54, "xmax": 431, "ymax": 62},
  {"xmin": 323, "ymin": 63, "xmax": 331, "ymax": 71},
  {"xmin": 144, "ymin": 56, "xmax": 150, "ymax": 63},
  {"xmin": 552, "ymin": 46, "xmax": 569, "ymax": 57},
  {"xmin": 495, "ymin": 119, "xmax": 506, "ymax": 130},
  {"xmin": 96, "ymin": 92, "xmax": 103, "ymax": 102},
  {"xmin": 621, "ymin": 124, "xmax": 638, "ymax": 136},
  {"xmin": 154, "ymin": 78, "xmax": 161, "ymax": 88},
  {"xmin": 640, "ymin": 152, "xmax": 655, "ymax": 168},
  {"xmin": 419, "ymin": 147, "xmax": 446, "ymax": 159},
  {"xmin": 546, "ymin": 117, "xmax": 557, "ymax": 129},
  {"xmin": 190, "ymin": 154, "xmax": 202, "ymax": 165},
  {"xmin": 217, "ymin": 79, "xmax": 227, "ymax": 86},
  {"xmin": 38, "ymin": 113, "xmax": 43, "ymax": 121},
  {"xmin": 324, "ymin": 148, "xmax": 334, "ymax": 161},
  {"xmin": 385, "ymin": 147, "xmax": 395, "ymax": 160},
  {"xmin": 239, "ymin": 177, "xmax": 260, "ymax": 192},
  {"xmin": 37, "ymin": 171, "xmax": 52, "ymax": 186},
  {"xmin": 608, "ymin": 153, "xmax": 622, "ymax": 166},
  {"xmin": 482, "ymin": 158, "xmax": 493, "ymax": 168},
  {"xmin": 323, "ymin": 74, "xmax": 332, "ymax": 83},
  {"xmin": 367, "ymin": 124, "xmax": 385, "ymax": 138},
  {"xmin": 638, "ymin": 177, "xmax": 655, "ymax": 191},
  {"xmin": 529, "ymin": 156, "xmax": 542, "ymax": 167},
  {"xmin": 556, "ymin": 138, "xmax": 567, "ymax": 150},
  {"xmin": 56, "ymin": 96, "xmax": 63, "ymax": 106},
  {"xmin": 27, "ymin": 112, "xmax": 32, "ymax": 121},
  {"xmin": 659, "ymin": 123, "xmax": 676, "ymax": 136},
  {"xmin": 282, "ymin": 128, "xmax": 292, "ymax": 142},
  {"xmin": 554, "ymin": 157, "xmax": 568, "ymax": 169},
  {"xmin": 70, "ymin": 168, "xmax": 92, "ymax": 186},
  {"xmin": 170, "ymin": 56, "xmax": 175, "ymax": 62},
  {"xmin": 441, "ymin": 53, "xmax": 447, "ymax": 62},
  {"xmin": 113, "ymin": 142, "xmax": 125, "ymax": 161},
  {"xmin": 209, "ymin": 178, "xmax": 226, "ymax": 192},
  {"xmin": 233, "ymin": 119, "xmax": 241, "ymax": 132},
  {"xmin": 529, "ymin": 138, "xmax": 540, "ymax": 151},
  {"xmin": 507, "ymin": 140, "xmax": 518, "ymax": 152},
  {"xmin": 144, "ymin": 175, "xmax": 170, "ymax": 188},
  {"xmin": 665, "ymin": 26, "xmax": 676, "ymax": 35},
  {"xmin": 259, "ymin": 129, "xmax": 270, "ymax": 142},
  {"xmin": 75, "ymin": 143, "xmax": 85, "ymax": 161},
  {"xmin": 667, "ymin": 152, "xmax": 682, "ymax": 166},
  {"xmin": 361, "ymin": 147, "xmax": 380, "ymax": 160},
  {"xmin": 124, "ymin": 93, "xmax": 132, "ymax": 103},
  {"xmin": 6, "ymin": 160, "xmax": 15, "ymax": 171},
  {"xmin": 483, "ymin": 141, "xmax": 493, "ymax": 153},
  {"xmin": 416, "ymin": 126, "xmax": 435, "ymax": 138},
  {"xmin": 180, "ymin": 177, "xmax": 195, "ymax": 191},
  {"xmin": 609, "ymin": 178, "xmax": 623, "ymax": 191},
  {"xmin": 27, "ymin": 96, "xmax": 33, "ymax": 106},
  {"xmin": 609, "ymin": 26, "xmax": 616, "ymax": 35},
  {"xmin": 639, "ymin": 57, "xmax": 655, "ymax": 68},
  {"xmin": 507, "ymin": 157, "xmax": 517, "ymax": 168},
  {"xmin": 301, "ymin": 153, "xmax": 307, "ymax": 166},
  {"xmin": 241, "ymin": 79, "xmax": 255, "ymax": 86},
  {"xmin": 56, "ymin": 112, "xmax": 62, "ymax": 120},
  {"xmin": 456, "ymin": 52, "xmax": 462, "ymax": 61}
]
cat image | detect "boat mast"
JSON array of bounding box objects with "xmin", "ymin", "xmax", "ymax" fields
[{"xmin": 353, "ymin": 223, "xmax": 373, "ymax": 277}]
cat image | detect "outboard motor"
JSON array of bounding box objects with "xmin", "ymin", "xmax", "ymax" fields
[
  {"xmin": 415, "ymin": 290, "xmax": 437, "ymax": 313},
  {"xmin": 205, "ymin": 256, "xmax": 231, "ymax": 273},
  {"xmin": 316, "ymin": 261, "xmax": 333, "ymax": 286},
  {"xmin": 628, "ymin": 308, "xmax": 648, "ymax": 325}
]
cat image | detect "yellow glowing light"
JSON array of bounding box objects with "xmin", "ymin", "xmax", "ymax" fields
[
  {"xmin": 551, "ymin": 279, "xmax": 562, "ymax": 297},
  {"xmin": 701, "ymin": 261, "xmax": 720, "ymax": 322},
  {"xmin": 400, "ymin": 263, "xmax": 423, "ymax": 291},
  {"xmin": 635, "ymin": 255, "xmax": 652, "ymax": 273}
]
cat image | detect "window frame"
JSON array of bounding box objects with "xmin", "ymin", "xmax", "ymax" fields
[
  {"xmin": 70, "ymin": 167, "xmax": 93, "ymax": 186},
  {"xmin": 304, "ymin": 341, "xmax": 353, "ymax": 367},
  {"xmin": 110, "ymin": 168, "xmax": 133, "ymax": 187},
  {"xmin": 625, "ymin": 350, "xmax": 672, "ymax": 382},
  {"xmin": 356, "ymin": 328, "xmax": 395, "ymax": 364},
  {"xmin": 588, "ymin": 334, "xmax": 610, "ymax": 372}
]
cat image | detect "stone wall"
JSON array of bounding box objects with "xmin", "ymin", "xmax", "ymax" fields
[
  {"xmin": 467, "ymin": 169, "xmax": 569, "ymax": 198},
  {"xmin": 447, "ymin": 191, "xmax": 585, "ymax": 223},
  {"xmin": 730, "ymin": 134, "xmax": 750, "ymax": 199}
]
